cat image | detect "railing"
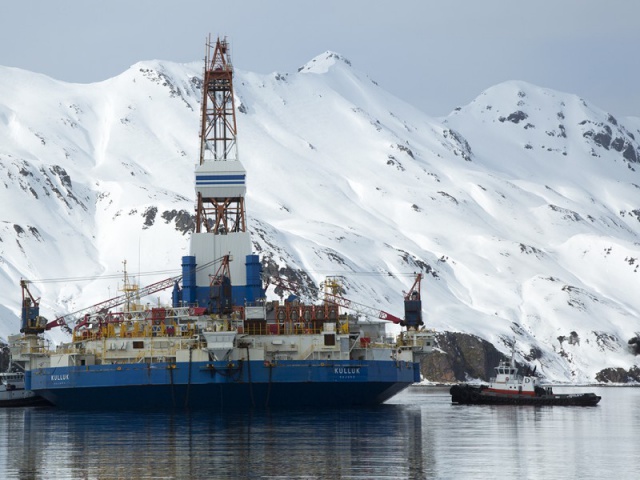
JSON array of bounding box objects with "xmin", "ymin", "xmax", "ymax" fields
[
  {"xmin": 490, "ymin": 375, "xmax": 523, "ymax": 384},
  {"xmin": 72, "ymin": 320, "xmax": 198, "ymax": 342},
  {"xmin": 72, "ymin": 316, "xmax": 366, "ymax": 344}
]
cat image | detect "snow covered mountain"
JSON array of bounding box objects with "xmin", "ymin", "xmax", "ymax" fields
[{"xmin": 1, "ymin": 51, "xmax": 639, "ymax": 383}]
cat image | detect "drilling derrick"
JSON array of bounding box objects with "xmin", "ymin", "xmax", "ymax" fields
[
  {"xmin": 196, "ymin": 36, "xmax": 245, "ymax": 234},
  {"xmin": 185, "ymin": 36, "xmax": 260, "ymax": 310}
]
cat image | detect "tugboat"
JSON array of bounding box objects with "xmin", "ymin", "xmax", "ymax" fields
[
  {"xmin": 1, "ymin": 338, "xmax": 50, "ymax": 407},
  {"xmin": 0, "ymin": 371, "xmax": 50, "ymax": 407},
  {"xmin": 450, "ymin": 347, "xmax": 601, "ymax": 406}
]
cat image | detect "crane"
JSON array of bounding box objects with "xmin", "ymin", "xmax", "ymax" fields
[
  {"xmin": 19, "ymin": 256, "xmax": 228, "ymax": 335},
  {"xmin": 320, "ymin": 274, "xmax": 425, "ymax": 328},
  {"xmin": 402, "ymin": 273, "xmax": 425, "ymax": 328},
  {"xmin": 42, "ymin": 273, "xmax": 183, "ymax": 333},
  {"xmin": 19, "ymin": 280, "xmax": 48, "ymax": 335},
  {"xmin": 209, "ymin": 254, "xmax": 233, "ymax": 314},
  {"xmin": 321, "ymin": 290, "xmax": 404, "ymax": 324},
  {"xmin": 259, "ymin": 273, "xmax": 425, "ymax": 328}
]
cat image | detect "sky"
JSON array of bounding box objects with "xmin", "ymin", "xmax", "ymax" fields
[{"xmin": 1, "ymin": 0, "xmax": 639, "ymax": 119}]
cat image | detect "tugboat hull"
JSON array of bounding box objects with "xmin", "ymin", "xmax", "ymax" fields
[
  {"xmin": 1, "ymin": 372, "xmax": 51, "ymax": 408},
  {"xmin": 0, "ymin": 391, "xmax": 50, "ymax": 408},
  {"xmin": 450, "ymin": 384, "xmax": 601, "ymax": 406}
]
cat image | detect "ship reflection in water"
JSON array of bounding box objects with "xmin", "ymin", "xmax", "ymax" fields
[
  {"xmin": 0, "ymin": 402, "xmax": 428, "ymax": 479},
  {"xmin": 2, "ymin": 386, "xmax": 640, "ymax": 479}
]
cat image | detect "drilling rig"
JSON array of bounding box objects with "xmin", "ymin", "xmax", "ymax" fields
[{"xmin": 179, "ymin": 36, "xmax": 262, "ymax": 312}]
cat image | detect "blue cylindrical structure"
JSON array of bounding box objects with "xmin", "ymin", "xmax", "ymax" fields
[
  {"xmin": 246, "ymin": 254, "xmax": 261, "ymax": 285},
  {"xmin": 181, "ymin": 256, "xmax": 197, "ymax": 306},
  {"xmin": 244, "ymin": 254, "xmax": 264, "ymax": 303},
  {"xmin": 171, "ymin": 281, "xmax": 181, "ymax": 308}
]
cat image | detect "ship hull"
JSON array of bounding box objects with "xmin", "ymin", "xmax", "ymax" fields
[
  {"xmin": 28, "ymin": 359, "xmax": 419, "ymax": 410},
  {"xmin": 450, "ymin": 384, "xmax": 601, "ymax": 406}
]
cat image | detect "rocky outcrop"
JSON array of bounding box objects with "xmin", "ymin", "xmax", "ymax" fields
[
  {"xmin": 423, "ymin": 331, "xmax": 640, "ymax": 384},
  {"xmin": 161, "ymin": 209, "xmax": 196, "ymax": 235},
  {"xmin": 0, "ymin": 342, "xmax": 9, "ymax": 372},
  {"xmin": 420, "ymin": 331, "xmax": 507, "ymax": 382},
  {"xmin": 595, "ymin": 366, "xmax": 640, "ymax": 383}
]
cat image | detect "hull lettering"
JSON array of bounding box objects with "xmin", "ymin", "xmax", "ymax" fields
[{"xmin": 334, "ymin": 367, "xmax": 360, "ymax": 375}]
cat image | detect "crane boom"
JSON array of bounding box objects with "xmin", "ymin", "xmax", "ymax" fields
[
  {"xmin": 44, "ymin": 274, "xmax": 182, "ymax": 331},
  {"xmin": 321, "ymin": 273, "xmax": 425, "ymax": 327},
  {"xmin": 20, "ymin": 256, "xmax": 227, "ymax": 334},
  {"xmin": 322, "ymin": 292, "xmax": 403, "ymax": 324}
]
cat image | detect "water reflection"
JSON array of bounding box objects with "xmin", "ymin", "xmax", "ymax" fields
[
  {"xmin": 1, "ymin": 386, "xmax": 639, "ymax": 479},
  {"xmin": 391, "ymin": 386, "xmax": 640, "ymax": 479},
  {"xmin": 1, "ymin": 403, "xmax": 427, "ymax": 479}
]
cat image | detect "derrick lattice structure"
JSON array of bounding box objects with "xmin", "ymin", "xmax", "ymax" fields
[{"xmin": 196, "ymin": 36, "xmax": 246, "ymax": 235}]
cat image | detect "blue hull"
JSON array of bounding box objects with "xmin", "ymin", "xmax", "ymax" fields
[{"xmin": 27, "ymin": 360, "xmax": 419, "ymax": 409}]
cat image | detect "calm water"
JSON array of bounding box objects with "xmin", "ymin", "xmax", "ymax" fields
[{"xmin": 0, "ymin": 386, "xmax": 636, "ymax": 479}]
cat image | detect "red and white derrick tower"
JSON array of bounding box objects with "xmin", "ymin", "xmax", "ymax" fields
[
  {"xmin": 196, "ymin": 36, "xmax": 245, "ymax": 235},
  {"xmin": 192, "ymin": 36, "xmax": 251, "ymax": 288}
]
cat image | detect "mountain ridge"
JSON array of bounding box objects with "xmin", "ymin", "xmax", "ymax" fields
[{"xmin": 1, "ymin": 57, "xmax": 639, "ymax": 382}]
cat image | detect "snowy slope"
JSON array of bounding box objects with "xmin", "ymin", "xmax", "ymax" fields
[{"xmin": 1, "ymin": 53, "xmax": 639, "ymax": 382}]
